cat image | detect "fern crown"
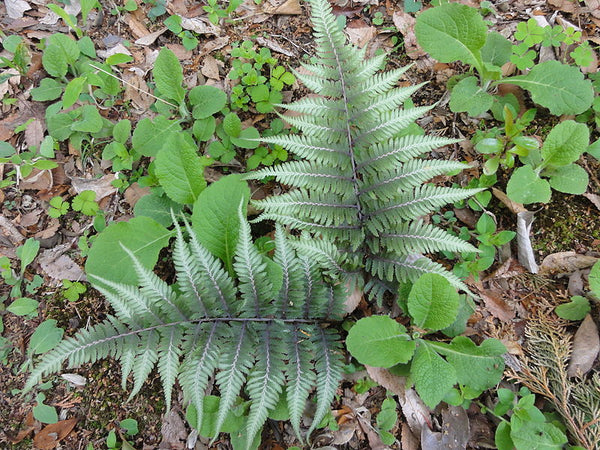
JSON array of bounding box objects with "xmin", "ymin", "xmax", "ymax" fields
[
  {"xmin": 24, "ymin": 209, "xmax": 346, "ymax": 448},
  {"xmin": 245, "ymin": 0, "xmax": 481, "ymax": 296}
]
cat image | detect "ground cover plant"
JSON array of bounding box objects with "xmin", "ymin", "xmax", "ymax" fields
[{"xmin": 1, "ymin": 0, "xmax": 600, "ymax": 448}]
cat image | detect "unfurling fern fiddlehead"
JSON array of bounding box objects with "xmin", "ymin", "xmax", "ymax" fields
[
  {"xmin": 24, "ymin": 207, "xmax": 346, "ymax": 449},
  {"xmin": 245, "ymin": 0, "xmax": 481, "ymax": 298}
]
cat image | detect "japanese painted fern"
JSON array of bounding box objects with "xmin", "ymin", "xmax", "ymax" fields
[
  {"xmin": 245, "ymin": 0, "xmax": 480, "ymax": 297},
  {"xmin": 24, "ymin": 211, "xmax": 345, "ymax": 447}
]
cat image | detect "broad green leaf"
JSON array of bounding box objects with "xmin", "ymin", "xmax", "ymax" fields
[
  {"xmin": 47, "ymin": 33, "xmax": 80, "ymax": 63},
  {"xmin": 192, "ymin": 117, "xmax": 216, "ymax": 142},
  {"xmin": 113, "ymin": 119, "xmax": 131, "ymax": 144},
  {"xmin": 555, "ymin": 296, "xmax": 590, "ymax": 321},
  {"xmin": 42, "ymin": 44, "xmax": 68, "ymax": 77},
  {"xmin": 414, "ymin": 3, "xmax": 487, "ymax": 70},
  {"xmin": 31, "ymin": 78, "xmax": 64, "ymax": 101},
  {"xmin": 547, "ymin": 163, "xmax": 588, "ymax": 194},
  {"xmin": 481, "ymin": 32, "xmax": 512, "ymax": 67},
  {"xmin": 590, "ymin": 261, "xmax": 600, "ymax": 294},
  {"xmin": 132, "ymin": 116, "xmax": 182, "ymax": 157},
  {"xmin": 85, "ymin": 216, "xmax": 172, "ymax": 285},
  {"xmin": 47, "ymin": 111, "xmax": 75, "ymax": 141},
  {"xmin": 192, "ymin": 174, "xmax": 251, "ymax": 270},
  {"xmin": 33, "ymin": 393, "xmax": 58, "ymax": 424},
  {"xmin": 72, "ymin": 105, "xmax": 103, "ymax": 133},
  {"xmin": 230, "ymin": 126, "xmax": 260, "ymax": 149},
  {"xmin": 450, "ymin": 77, "xmax": 493, "ymax": 115},
  {"xmin": 77, "ymin": 36, "xmax": 96, "ymax": 58},
  {"xmin": 223, "ymin": 113, "xmax": 242, "ymax": 137},
  {"xmin": 17, "ymin": 237, "xmax": 40, "ymax": 272},
  {"xmin": 541, "ymin": 121, "xmax": 589, "ymax": 167},
  {"xmin": 407, "ymin": 273, "xmax": 459, "ymax": 331},
  {"xmin": 504, "ymin": 61, "xmax": 593, "ymax": 115},
  {"xmin": 133, "ymin": 190, "xmax": 182, "ymax": 227},
  {"xmin": 495, "ymin": 422, "xmax": 515, "ymax": 450},
  {"xmin": 155, "ymin": 133, "xmax": 209, "ymax": 204},
  {"xmin": 510, "ymin": 421, "xmax": 567, "ymax": 449},
  {"xmin": 587, "ymin": 140, "xmax": 600, "ymax": 160},
  {"xmin": 106, "ymin": 53, "xmax": 134, "ymax": 65},
  {"xmin": 63, "ymin": 76, "xmax": 87, "ymax": 108},
  {"xmin": 346, "ymin": 316, "xmax": 416, "ymax": 368},
  {"xmin": 7, "ymin": 297, "xmax": 39, "ymax": 316},
  {"xmin": 428, "ymin": 336, "xmax": 506, "ymax": 392},
  {"xmin": 412, "ymin": 342, "xmax": 456, "ymax": 408},
  {"xmin": 153, "ymin": 47, "xmax": 185, "ymax": 104},
  {"xmin": 506, "ymin": 165, "xmax": 551, "ymax": 204},
  {"xmin": 28, "ymin": 320, "xmax": 64, "ymax": 355},
  {"xmin": 189, "ymin": 85, "xmax": 227, "ymax": 119}
]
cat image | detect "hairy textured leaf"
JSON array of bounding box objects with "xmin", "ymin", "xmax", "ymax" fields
[
  {"xmin": 415, "ymin": 3, "xmax": 487, "ymax": 69},
  {"xmin": 541, "ymin": 120, "xmax": 589, "ymax": 167},
  {"xmin": 449, "ymin": 76, "xmax": 494, "ymax": 116},
  {"xmin": 155, "ymin": 133, "xmax": 209, "ymax": 204},
  {"xmin": 547, "ymin": 164, "xmax": 588, "ymax": 194},
  {"xmin": 505, "ymin": 61, "xmax": 593, "ymax": 115},
  {"xmin": 132, "ymin": 116, "xmax": 182, "ymax": 158},
  {"xmin": 407, "ymin": 273, "xmax": 460, "ymax": 331},
  {"xmin": 506, "ymin": 165, "xmax": 551, "ymax": 204},
  {"xmin": 412, "ymin": 342, "xmax": 456, "ymax": 408},
  {"xmin": 427, "ymin": 336, "xmax": 505, "ymax": 392},
  {"xmin": 346, "ymin": 316, "xmax": 415, "ymax": 367},
  {"xmin": 192, "ymin": 175, "xmax": 250, "ymax": 272},
  {"xmin": 153, "ymin": 47, "xmax": 185, "ymax": 104},
  {"xmin": 85, "ymin": 216, "xmax": 172, "ymax": 285}
]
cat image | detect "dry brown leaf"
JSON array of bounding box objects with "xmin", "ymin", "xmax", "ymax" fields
[
  {"xmin": 421, "ymin": 406, "xmax": 469, "ymax": 449},
  {"xmin": 492, "ymin": 187, "xmax": 527, "ymax": 214},
  {"xmin": 480, "ymin": 290, "xmax": 515, "ymax": 322},
  {"xmin": 20, "ymin": 168, "xmax": 53, "ymax": 191},
  {"xmin": 135, "ymin": 28, "xmax": 167, "ymax": 46},
  {"xmin": 34, "ymin": 217, "xmax": 60, "ymax": 240},
  {"xmin": 331, "ymin": 421, "xmax": 357, "ymax": 445},
  {"xmin": 200, "ymin": 36, "xmax": 229, "ymax": 56},
  {"xmin": 392, "ymin": 11, "xmax": 426, "ymax": 59},
  {"xmin": 548, "ymin": 0, "xmax": 577, "ymax": 12},
  {"xmin": 539, "ymin": 251, "xmax": 598, "ymax": 276},
  {"xmin": 19, "ymin": 210, "xmax": 42, "ymax": 228},
  {"xmin": 159, "ymin": 409, "xmax": 187, "ymax": 450},
  {"xmin": 33, "ymin": 418, "xmax": 78, "ymax": 449},
  {"xmin": 201, "ymin": 55, "xmax": 221, "ymax": 80},
  {"xmin": 365, "ymin": 366, "xmax": 429, "ymax": 435},
  {"xmin": 24, "ymin": 118, "xmax": 44, "ymax": 150},
  {"xmin": 346, "ymin": 20, "xmax": 377, "ymax": 48},
  {"xmin": 585, "ymin": 0, "xmax": 600, "ymax": 17},
  {"xmin": 567, "ymin": 314, "xmax": 600, "ymax": 377},
  {"xmin": 0, "ymin": 215, "xmax": 25, "ymax": 245},
  {"xmin": 71, "ymin": 174, "xmax": 117, "ymax": 201},
  {"xmin": 181, "ymin": 17, "xmax": 220, "ymax": 35},
  {"xmin": 123, "ymin": 72, "xmax": 153, "ymax": 112},
  {"xmin": 583, "ymin": 193, "xmax": 600, "ymax": 211},
  {"xmin": 123, "ymin": 182, "xmax": 150, "ymax": 208},
  {"xmin": 38, "ymin": 244, "xmax": 86, "ymax": 281},
  {"xmin": 453, "ymin": 206, "xmax": 477, "ymax": 228},
  {"xmin": 126, "ymin": 13, "xmax": 151, "ymax": 39},
  {"xmin": 272, "ymin": 0, "xmax": 302, "ymax": 14},
  {"xmin": 6, "ymin": 0, "xmax": 31, "ymax": 19},
  {"xmin": 401, "ymin": 423, "xmax": 420, "ymax": 450},
  {"xmin": 344, "ymin": 282, "xmax": 363, "ymax": 314}
]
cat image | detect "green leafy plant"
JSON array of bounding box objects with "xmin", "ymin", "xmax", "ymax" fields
[
  {"xmin": 26, "ymin": 177, "xmax": 346, "ymax": 449},
  {"xmin": 229, "ymin": 40, "xmax": 296, "ymax": 113},
  {"xmin": 488, "ymin": 387, "xmax": 568, "ymax": 450},
  {"xmin": 48, "ymin": 196, "xmax": 70, "ymax": 218},
  {"xmin": 163, "ymin": 15, "xmax": 199, "ymax": 50},
  {"xmin": 245, "ymin": 0, "xmax": 481, "ymax": 298},
  {"xmin": 0, "ymin": 34, "xmax": 31, "ymax": 76},
  {"xmin": 1, "ymin": 238, "xmax": 43, "ymax": 317},
  {"xmin": 62, "ymin": 280, "xmax": 87, "ymax": 302},
  {"xmin": 555, "ymin": 260, "xmax": 599, "ymax": 320},
  {"xmin": 71, "ymin": 190, "xmax": 100, "ymax": 216},
  {"xmin": 415, "ymin": 3, "xmax": 594, "ymax": 117},
  {"xmin": 506, "ymin": 120, "xmax": 589, "ymax": 204},
  {"xmin": 375, "ymin": 397, "xmax": 398, "ymax": 445},
  {"xmin": 0, "ymin": 139, "xmax": 58, "ymax": 187},
  {"xmin": 511, "ymin": 18, "xmax": 592, "ymax": 71},
  {"xmin": 203, "ymin": 0, "xmax": 243, "ymax": 25},
  {"xmin": 346, "ymin": 274, "xmax": 506, "ymax": 408}
]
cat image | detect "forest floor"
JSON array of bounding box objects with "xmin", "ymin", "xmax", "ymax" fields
[{"xmin": 1, "ymin": 0, "xmax": 600, "ymax": 449}]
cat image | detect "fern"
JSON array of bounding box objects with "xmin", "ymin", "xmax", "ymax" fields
[
  {"xmin": 245, "ymin": 0, "xmax": 480, "ymax": 297},
  {"xmin": 24, "ymin": 210, "xmax": 346, "ymax": 449}
]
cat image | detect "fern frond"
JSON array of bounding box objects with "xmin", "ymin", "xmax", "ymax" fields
[
  {"xmin": 27, "ymin": 207, "xmax": 346, "ymax": 444},
  {"xmin": 245, "ymin": 322, "xmax": 286, "ymax": 448},
  {"xmin": 249, "ymin": 0, "xmax": 481, "ymax": 297},
  {"xmin": 307, "ymin": 328, "xmax": 343, "ymax": 437}
]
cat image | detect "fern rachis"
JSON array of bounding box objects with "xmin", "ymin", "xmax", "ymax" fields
[
  {"xmin": 245, "ymin": 0, "xmax": 481, "ymax": 297},
  {"xmin": 24, "ymin": 211, "xmax": 346, "ymax": 449}
]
